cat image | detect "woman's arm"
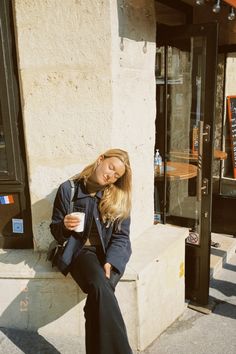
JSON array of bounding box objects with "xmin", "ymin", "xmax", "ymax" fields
[
  {"xmin": 50, "ymin": 181, "xmax": 72, "ymax": 244},
  {"xmin": 105, "ymin": 217, "xmax": 132, "ymax": 275}
]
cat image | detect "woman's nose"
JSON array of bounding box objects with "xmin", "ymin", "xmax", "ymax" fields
[{"xmin": 107, "ymin": 172, "xmax": 115, "ymax": 179}]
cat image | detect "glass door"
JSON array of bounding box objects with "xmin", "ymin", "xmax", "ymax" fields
[
  {"xmin": 155, "ymin": 23, "xmax": 218, "ymax": 305},
  {"xmin": 212, "ymin": 53, "xmax": 236, "ymax": 236}
]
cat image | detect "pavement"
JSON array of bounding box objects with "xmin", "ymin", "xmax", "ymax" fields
[
  {"xmin": 142, "ymin": 250, "xmax": 236, "ymax": 354},
  {"xmin": 0, "ymin": 236, "xmax": 236, "ymax": 354}
]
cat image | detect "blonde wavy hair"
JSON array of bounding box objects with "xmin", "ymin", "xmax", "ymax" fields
[{"xmin": 74, "ymin": 148, "xmax": 132, "ymax": 224}]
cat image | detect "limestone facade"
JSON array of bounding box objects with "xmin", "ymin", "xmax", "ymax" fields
[{"xmin": 12, "ymin": 0, "xmax": 156, "ymax": 250}]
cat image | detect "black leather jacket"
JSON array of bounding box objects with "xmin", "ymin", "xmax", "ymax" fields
[{"xmin": 50, "ymin": 180, "xmax": 131, "ymax": 276}]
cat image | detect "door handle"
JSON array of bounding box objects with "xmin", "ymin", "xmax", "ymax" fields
[
  {"xmin": 197, "ymin": 123, "xmax": 210, "ymax": 201},
  {"xmin": 202, "ymin": 124, "xmax": 210, "ymax": 143},
  {"xmin": 201, "ymin": 178, "xmax": 208, "ymax": 195}
]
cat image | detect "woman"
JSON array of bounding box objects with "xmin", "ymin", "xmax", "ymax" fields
[{"xmin": 50, "ymin": 148, "xmax": 133, "ymax": 354}]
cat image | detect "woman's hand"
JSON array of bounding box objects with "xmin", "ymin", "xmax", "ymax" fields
[
  {"xmin": 64, "ymin": 213, "xmax": 81, "ymax": 231},
  {"xmin": 104, "ymin": 262, "xmax": 112, "ymax": 279}
]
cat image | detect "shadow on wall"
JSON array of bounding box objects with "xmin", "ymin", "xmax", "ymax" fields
[
  {"xmin": 30, "ymin": 189, "xmax": 59, "ymax": 250},
  {"xmin": 0, "ymin": 188, "xmax": 86, "ymax": 352},
  {"xmin": 0, "ymin": 249, "xmax": 86, "ymax": 353},
  {"xmin": 0, "ymin": 327, "xmax": 61, "ymax": 354},
  {"xmin": 117, "ymin": 0, "xmax": 156, "ymax": 43}
]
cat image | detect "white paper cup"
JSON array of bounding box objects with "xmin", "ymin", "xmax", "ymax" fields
[{"xmin": 71, "ymin": 212, "xmax": 85, "ymax": 232}]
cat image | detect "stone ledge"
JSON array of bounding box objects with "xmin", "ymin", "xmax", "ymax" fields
[
  {"xmin": 0, "ymin": 224, "xmax": 188, "ymax": 351},
  {"xmin": 0, "ymin": 224, "xmax": 188, "ymax": 281}
]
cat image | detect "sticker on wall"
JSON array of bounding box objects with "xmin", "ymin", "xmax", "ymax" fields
[
  {"xmin": 0, "ymin": 195, "xmax": 14, "ymax": 204},
  {"xmin": 12, "ymin": 219, "xmax": 24, "ymax": 234}
]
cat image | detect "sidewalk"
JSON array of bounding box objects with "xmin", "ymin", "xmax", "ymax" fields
[
  {"xmin": 0, "ymin": 235, "xmax": 236, "ymax": 354},
  {"xmin": 142, "ymin": 246, "xmax": 236, "ymax": 354}
]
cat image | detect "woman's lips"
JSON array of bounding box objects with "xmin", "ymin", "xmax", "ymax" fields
[{"xmin": 103, "ymin": 176, "xmax": 109, "ymax": 183}]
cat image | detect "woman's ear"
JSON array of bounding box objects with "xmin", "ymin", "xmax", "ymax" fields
[{"xmin": 97, "ymin": 155, "xmax": 104, "ymax": 165}]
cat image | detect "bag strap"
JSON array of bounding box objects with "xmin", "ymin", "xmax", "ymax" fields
[{"xmin": 69, "ymin": 179, "xmax": 75, "ymax": 214}]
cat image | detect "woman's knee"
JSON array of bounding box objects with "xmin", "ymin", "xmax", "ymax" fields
[{"xmin": 87, "ymin": 275, "xmax": 113, "ymax": 296}]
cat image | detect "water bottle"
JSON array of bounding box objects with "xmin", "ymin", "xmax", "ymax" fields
[
  {"xmin": 192, "ymin": 125, "xmax": 198, "ymax": 154},
  {"xmin": 154, "ymin": 149, "xmax": 162, "ymax": 173},
  {"xmin": 154, "ymin": 149, "xmax": 158, "ymax": 167}
]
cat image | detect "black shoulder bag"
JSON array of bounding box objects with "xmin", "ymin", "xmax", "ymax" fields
[{"xmin": 47, "ymin": 179, "xmax": 75, "ymax": 267}]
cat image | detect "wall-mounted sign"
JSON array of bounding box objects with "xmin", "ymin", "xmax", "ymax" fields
[
  {"xmin": 12, "ymin": 218, "xmax": 24, "ymax": 234},
  {"xmin": 227, "ymin": 96, "xmax": 236, "ymax": 179}
]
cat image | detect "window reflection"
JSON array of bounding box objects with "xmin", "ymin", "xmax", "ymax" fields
[
  {"xmin": 155, "ymin": 37, "xmax": 207, "ymax": 245},
  {"xmin": 0, "ymin": 115, "xmax": 8, "ymax": 174},
  {"xmin": 213, "ymin": 53, "xmax": 236, "ymax": 197}
]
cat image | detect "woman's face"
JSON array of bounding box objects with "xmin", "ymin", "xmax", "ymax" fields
[{"xmin": 91, "ymin": 156, "xmax": 126, "ymax": 186}]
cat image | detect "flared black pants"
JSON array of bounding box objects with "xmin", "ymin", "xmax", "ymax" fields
[{"xmin": 70, "ymin": 246, "xmax": 133, "ymax": 354}]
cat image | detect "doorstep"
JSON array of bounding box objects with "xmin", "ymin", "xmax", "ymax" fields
[{"xmin": 210, "ymin": 232, "xmax": 236, "ymax": 278}]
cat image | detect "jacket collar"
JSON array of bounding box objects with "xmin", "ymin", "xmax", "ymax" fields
[{"xmin": 76, "ymin": 180, "xmax": 103, "ymax": 200}]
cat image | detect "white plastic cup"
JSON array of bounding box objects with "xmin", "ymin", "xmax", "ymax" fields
[{"xmin": 71, "ymin": 212, "xmax": 85, "ymax": 232}]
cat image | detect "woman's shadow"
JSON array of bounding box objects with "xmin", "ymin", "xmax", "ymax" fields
[{"xmin": 0, "ymin": 192, "xmax": 86, "ymax": 354}]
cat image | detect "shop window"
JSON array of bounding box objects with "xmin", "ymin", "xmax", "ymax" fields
[
  {"xmin": 0, "ymin": 120, "xmax": 8, "ymax": 176},
  {"xmin": 212, "ymin": 52, "xmax": 236, "ymax": 236},
  {"xmin": 213, "ymin": 53, "xmax": 236, "ymax": 193},
  {"xmin": 0, "ymin": 0, "xmax": 32, "ymax": 248}
]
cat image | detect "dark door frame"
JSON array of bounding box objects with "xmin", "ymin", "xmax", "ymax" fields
[
  {"xmin": 156, "ymin": 22, "xmax": 218, "ymax": 305},
  {"xmin": 0, "ymin": 0, "xmax": 33, "ymax": 248}
]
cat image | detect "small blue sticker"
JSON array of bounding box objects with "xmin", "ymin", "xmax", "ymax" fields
[{"xmin": 12, "ymin": 219, "xmax": 24, "ymax": 234}]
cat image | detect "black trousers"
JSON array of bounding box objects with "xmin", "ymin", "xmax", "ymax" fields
[{"xmin": 70, "ymin": 246, "xmax": 133, "ymax": 354}]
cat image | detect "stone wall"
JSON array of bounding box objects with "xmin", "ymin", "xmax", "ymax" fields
[
  {"xmin": 225, "ymin": 53, "xmax": 236, "ymax": 96},
  {"xmin": 12, "ymin": 0, "xmax": 156, "ymax": 249}
]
